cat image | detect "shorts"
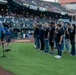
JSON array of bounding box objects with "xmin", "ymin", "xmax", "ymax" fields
[
  {"xmin": 49, "ymin": 39, "xmax": 54, "ymax": 46},
  {"xmin": 5, "ymin": 34, "xmax": 11, "ymax": 42}
]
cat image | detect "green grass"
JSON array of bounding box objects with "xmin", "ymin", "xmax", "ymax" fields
[{"xmin": 0, "ymin": 43, "xmax": 76, "ymax": 75}]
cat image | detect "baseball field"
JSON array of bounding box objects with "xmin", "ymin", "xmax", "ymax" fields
[{"xmin": 0, "ymin": 41, "xmax": 76, "ymax": 75}]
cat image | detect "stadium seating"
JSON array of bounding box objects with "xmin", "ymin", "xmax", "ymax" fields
[
  {"xmin": 0, "ymin": 16, "xmax": 52, "ymax": 28},
  {"xmin": 13, "ymin": 0, "xmax": 67, "ymax": 13}
]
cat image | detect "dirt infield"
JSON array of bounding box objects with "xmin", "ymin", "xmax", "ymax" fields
[
  {"xmin": 0, "ymin": 67, "xmax": 15, "ymax": 75},
  {"xmin": 12, "ymin": 35, "xmax": 34, "ymax": 43},
  {"xmin": 0, "ymin": 35, "xmax": 34, "ymax": 45}
]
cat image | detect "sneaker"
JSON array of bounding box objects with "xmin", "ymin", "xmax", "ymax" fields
[
  {"xmin": 7, "ymin": 49, "xmax": 11, "ymax": 51},
  {"xmin": 70, "ymin": 54, "xmax": 75, "ymax": 56},
  {"xmin": 5, "ymin": 49, "xmax": 11, "ymax": 52},
  {"xmin": 5, "ymin": 49, "xmax": 8, "ymax": 52},
  {"xmin": 54, "ymin": 55, "xmax": 62, "ymax": 59},
  {"xmin": 34, "ymin": 45, "xmax": 36, "ymax": 48},
  {"xmin": 50, "ymin": 52, "xmax": 54, "ymax": 55},
  {"xmin": 57, "ymin": 56, "xmax": 62, "ymax": 59},
  {"xmin": 44, "ymin": 51, "xmax": 48, "ymax": 53},
  {"xmin": 54, "ymin": 55, "xmax": 59, "ymax": 58},
  {"xmin": 40, "ymin": 50, "xmax": 44, "ymax": 51},
  {"xmin": 36, "ymin": 48, "xmax": 40, "ymax": 50}
]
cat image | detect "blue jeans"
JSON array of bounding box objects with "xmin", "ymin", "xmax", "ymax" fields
[
  {"xmin": 54, "ymin": 41, "xmax": 56, "ymax": 48},
  {"xmin": 71, "ymin": 39, "xmax": 75, "ymax": 55},
  {"xmin": 35, "ymin": 35, "xmax": 40, "ymax": 49},
  {"xmin": 61, "ymin": 37, "xmax": 65, "ymax": 50},
  {"xmin": 56, "ymin": 43, "xmax": 62, "ymax": 56},
  {"xmin": 65, "ymin": 39, "xmax": 70, "ymax": 52},
  {"xmin": 44, "ymin": 39, "xmax": 49, "ymax": 52},
  {"xmin": 34, "ymin": 37, "xmax": 36, "ymax": 46}
]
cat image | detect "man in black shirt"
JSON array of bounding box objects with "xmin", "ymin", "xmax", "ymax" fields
[
  {"xmin": 49, "ymin": 22, "xmax": 55, "ymax": 54},
  {"xmin": 39, "ymin": 23, "xmax": 45, "ymax": 50},
  {"xmin": 35, "ymin": 22, "xmax": 40, "ymax": 49},
  {"xmin": 60, "ymin": 21, "xmax": 65, "ymax": 51},
  {"xmin": 65, "ymin": 22, "xmax": 70, "ymax": 53},
  {"xmin": 54, "ymin": 24, "xmax": 63, "ymax": 58},
  {"xmin": 44, "ymin": 22, "xmax": 49, "ymax": 53},
  {"xmin": 69, "ymin": 24, "xmax": 75, "ymax": 56},
  {"xmin": 33, "ymin": 23, "xmax": 37, "ymax": 48}
]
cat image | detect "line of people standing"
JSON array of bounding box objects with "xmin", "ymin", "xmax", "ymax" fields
[{"xmin": 33, "ymin": 21, "xmax": 76, "ymax": 59}]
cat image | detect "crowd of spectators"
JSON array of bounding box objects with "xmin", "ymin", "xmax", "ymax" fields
[
  {"xmin": 13, "ymin": 0, "xmax": 67, "ymax": 13},
  {"xmin": 0, "ymin": 13, "xmax": 58, "ymax": 28}
]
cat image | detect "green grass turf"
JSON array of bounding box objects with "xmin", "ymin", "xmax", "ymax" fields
[{"xmin": 0, "ymin": 43, "xmax": 76, "ymax": 75}]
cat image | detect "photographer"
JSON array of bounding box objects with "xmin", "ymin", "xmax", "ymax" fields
[{"xmin": 4, "ymin": 23, "xmax": 12, "ymax": 52}]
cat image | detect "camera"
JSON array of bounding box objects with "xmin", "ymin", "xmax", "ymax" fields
[{"xmin": 3, "ymin": 22, "xmax": 12, "ymax": 28}]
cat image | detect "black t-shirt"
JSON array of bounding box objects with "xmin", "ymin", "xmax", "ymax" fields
[
  {"xmin": 69, "ymin": 28, "xmax": 75, "ymax": 40},
  {"xmin": 49, "ymin": 26, "xmax": 55, "ymax": 40},
  {"xmin": 39, "ymin": 28, "xmax": 44, "ymax": 38},
  {"xmin": 56, "ymin": 29, "xmax": 63, "ymax": 43},
  {"xmin": 61, "ymin": 27, "xmax": 65, "ymax": 35},
  {"xmin": 34, "ymin": 28, "xmax": 36, "ymax": 37},
  {"xmin": 65, "ymin": 27, "xmax": 70, "ymax": 39},
  {"xmin": 35, "ymin": 27, "xmax": 39, "ymax": 35},
  {"xmin": 44, "ymin": 27, "xmax": 49, "ymax": 38}
]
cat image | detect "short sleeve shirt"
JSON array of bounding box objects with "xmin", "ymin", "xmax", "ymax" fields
[
  {"xmin": 56, "ymin": 29, "xmax": 63, "ymax": 43},
  {"xmin": 49, "ymin": 26, "xmax": 55, "ymax": 40}
]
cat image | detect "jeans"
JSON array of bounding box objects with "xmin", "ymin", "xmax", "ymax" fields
[
  {"xmin": 56, "ymin": 43, "xmax": 62, "ymax": 56},
  {"xmin": 44, "ymin": 39, "xmax": 49, "ymax": 52},
  {"xmin": 65, "ymin": 39, "xmax": 70, "ymax": 52},
  {"xmin": 70, "ymin": 39, "xmax": 75, "ymax": 55},
  {"xmin": 54, "ymin": 41, "xmax": 56, "ymax": 48},
  {"xmin": 35, "ymin": 35, "xmax": 40, "ymax": 49},
  {"xmin": 61, "ymin": 37, "xmax": 65, "ymax": 50},
  {"xmin": 34, "ymin": 37, "xmax": 36, "ymax": 46},
  {"xmin": 40, "ymin": 37, "xmax": 45, "ymax": 50}
]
